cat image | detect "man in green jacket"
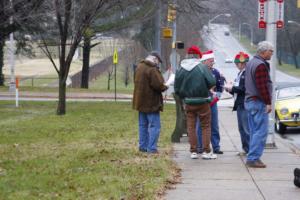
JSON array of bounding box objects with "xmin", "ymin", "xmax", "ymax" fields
[
  {"xmin": 174, "ymin": 46, "xmax": 216, "ymax": 159},
  {"xmin": 133, "ymin": 52, "xmax": 168, "ymax": 153}
]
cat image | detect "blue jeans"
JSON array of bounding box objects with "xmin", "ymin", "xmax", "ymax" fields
[
  {"xmin": 196, "ymin": 103, "xmax": 220, "ymax": 152},
  {"xmin": 138, "ymin": 112, "xmax": 161, "ymax": 153},
  {"xmin": 236, "ymin": 106, "xmax": 250, "ymax": 153},
  {"xmin": 244, "ymin": 99, "xmax": 269, "ymax": 162}
]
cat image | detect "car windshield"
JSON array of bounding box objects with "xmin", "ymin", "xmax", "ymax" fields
[{"xmin": 278, "ymin": 86, "xmax": 300, "ymax": 99}]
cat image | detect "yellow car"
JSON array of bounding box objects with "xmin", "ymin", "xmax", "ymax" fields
[{"xmin": 275, "ymin": 83, "xmax": 300, "ymax": 134}]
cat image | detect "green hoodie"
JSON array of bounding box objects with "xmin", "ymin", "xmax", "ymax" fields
[{"xmin": 174, "ymin": 58, "xmax": 216, "ymax": 105}]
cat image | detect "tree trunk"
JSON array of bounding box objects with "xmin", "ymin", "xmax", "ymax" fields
[
  {"xmin": 107, "ymin": 71, "xmax": 111, "ymax": 90},
  {"xmin": 0, "ymin": 37, "xmax": 5, "ymax": 86},
  {"xmin": 293, "ymin": 53, "xmax": 300, "ymax": 69},
  {"xmin": 57, "ymin": 75, "xmax": 66, "ymax": 115},
  {"xmin": 81, "ymin": 36, "xmax": 91, "ymax": 88},
  {"xmin": 278, "ymin": 49, "xmax": 282, "ymax": 66}
]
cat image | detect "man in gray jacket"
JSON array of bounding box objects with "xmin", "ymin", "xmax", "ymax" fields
[{"xmin": 244, "ymin": 41, "xmax": 274, "ymax": 168}]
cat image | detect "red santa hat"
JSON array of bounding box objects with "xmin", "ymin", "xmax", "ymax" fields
[
  {"xmin": 201, "ymin": 50, "xmax": 214, "ymax": 61},
  {"xmin": 187, "ymin": 45, "xmax": 202, "ymax": 58}
]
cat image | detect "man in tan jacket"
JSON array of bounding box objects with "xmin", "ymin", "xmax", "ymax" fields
[{"xmin": 133, "ymin": 52, "xmax": 168, "ymax": 153}]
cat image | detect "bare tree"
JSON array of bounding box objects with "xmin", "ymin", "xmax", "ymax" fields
[
  {"xmin": 35, "ymin": 0, "xmax": 125, "ymax": 115},
  {"xmin": 79, "ymin": 0, "xmax": 157, "ymax": 89},
  {"xmin": 0, "ymin": 0, "xmax": 44, "ymax": 85}
]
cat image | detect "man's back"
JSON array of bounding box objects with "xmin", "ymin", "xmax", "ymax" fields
[{"xmin": 175, "ymin": 58, "xmax": 215, "ymax": 101}]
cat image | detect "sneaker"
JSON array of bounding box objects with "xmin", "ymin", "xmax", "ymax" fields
[
  {"xmin": 246, "ymin": 160, "xmax": 266, "ymax": 168},
  {"xmin": 213, "ymin": 150, "xmax": 224, "ymax": 154},
  {"xmin": 202, "ymin": 152, "xmax": 217, "ymax": 160},
  {"xmin": 190, "ymin": 152, "xmax": 198, "ymax": 159},
  {"xmin": 294, "ymin": 168, "xmax": 300, "ymax": 188}
]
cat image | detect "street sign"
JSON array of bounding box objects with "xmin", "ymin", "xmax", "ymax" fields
[
  {"xmin": 276, "ymin": 0, "xmax": 284, "ymax": 29},
  {"xmin": 113, "ymin": 49, "xmax": 118, "ymax": 64},
  {"xmin": 258, "ymin": 0, "xmax": 267, "ymax": 29}
]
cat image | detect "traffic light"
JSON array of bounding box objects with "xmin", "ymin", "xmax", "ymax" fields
[
  {"xmin": 176, "ymin": 41, "xmax": 184, "ymax": 49},
  {"xmin": 167, "ymin": 4, "xmax": 176, "ymax": 22},
  {"xmin": 162, "ymin": 27, "xmax": 172, "ymax": 38}
]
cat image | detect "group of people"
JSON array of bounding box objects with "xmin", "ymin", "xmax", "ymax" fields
[{"xmin": 132, "ymin": 40, "xmax": 275, "ymax": 169}]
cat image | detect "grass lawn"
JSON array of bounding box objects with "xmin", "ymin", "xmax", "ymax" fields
[{"xmin": 0, "ymin": 101, "xmax": 178, "ymax": 200}]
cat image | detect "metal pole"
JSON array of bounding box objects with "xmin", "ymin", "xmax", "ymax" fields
[
  {"xmin": 250, "ymin": 26, "xmax": 254, "ymax": 46},
  {"xmin": 265, "ymin": 0, "xmax": 277, "ymax": 148},
  {"xmin": 114, "ymin": 63, "xmax": 116, "ymax": 101},
  {"xmin": 154, "ymin": 0, "xmax": 161, "ymax": 54},
  {"xmin": 239, "ymin": 23, "xmax": 241, "ymax": 41},
  {"xmin": 171, "ymin": 0, "xmax": 177, "ymax": 72},
  {"xmin": 242, "ymin": 23, "xmax": 254, "ymax": 46},
  {"xmin": 9, "ymin": 0, "xmax": 15, "ymax": 92},
  {"xmin": 9, "ymin": 32, "xmax": 15, "ymax": 92}
]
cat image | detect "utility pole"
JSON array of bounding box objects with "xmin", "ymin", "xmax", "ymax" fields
[
  {"xmin": 265, "ymin": 0, "xmax": 277, "ymax": 148},
  {"xmin": 9, "ymin": 0, "xmax": 15, "ymax": 92},
  {"xmin": 170, "ymin": 0, "xmax": 177, "ymax": 72},
  {"xmin": 154, "ymin": 0, "xmax": 161, "ymax": 55}
]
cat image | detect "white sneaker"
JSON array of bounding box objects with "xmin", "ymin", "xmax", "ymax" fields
[
  {"xmin": 190, "ymin": 152, "xmax": 198, "ymax": 159},
  {"xmin": 202, "ymin": 152, "xmax": 217, "ymax": 160}
]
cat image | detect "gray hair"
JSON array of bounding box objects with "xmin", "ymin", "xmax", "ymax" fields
[{"xmin": 257, "ymin": 41, "xmax": 274, "ymax": 54}]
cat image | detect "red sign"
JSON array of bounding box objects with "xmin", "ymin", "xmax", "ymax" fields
[
  {"xmin": 259, "ymin": 21, "xmax": 267, "ymax": 29},
  {"xmin": 277, "ymin": 21, "xmax": 284, "ymax": 28},
  {"xmin": 276, "ymin": 0, "xmax": 284, "ymax": 29},
  {"xmin": 258, "ymin": 0, "xmax": 267, "ymax": 29}
]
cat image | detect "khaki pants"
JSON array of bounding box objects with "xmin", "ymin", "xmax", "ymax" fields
[{"xmin": 185, "ymin": 103, "xmax": 211, "ymax": 153}]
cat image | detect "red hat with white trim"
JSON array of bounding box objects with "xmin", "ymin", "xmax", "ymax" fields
[
  {"xmin": 187, "ymin": 45, "xmax": 202, "ymax": 58},
  {"xmin": 201, "ymin": 50, "xmax": 214, "ymax": 61}
]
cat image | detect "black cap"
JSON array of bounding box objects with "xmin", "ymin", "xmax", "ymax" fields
[{"xmin": 150, "ymin": 51, "xmax": 162, "ymax": 63}]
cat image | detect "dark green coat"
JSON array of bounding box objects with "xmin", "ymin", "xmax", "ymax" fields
[
  {"xmin": 174, "ymin": 58, "xmax": 216, "ymax": 105},
  {"xmin": 132, "ymin": 60, "xmax": 168, "ymax": 112}
]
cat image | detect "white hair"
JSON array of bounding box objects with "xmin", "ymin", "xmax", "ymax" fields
[{"xmin": 257, "ymin": 41, "xmax": 274, "ymax": 54}]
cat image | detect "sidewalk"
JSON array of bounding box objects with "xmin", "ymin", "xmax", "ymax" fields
[{"xmin": 165, "ymin": 106, "xmax": 300, "ymax": 200}]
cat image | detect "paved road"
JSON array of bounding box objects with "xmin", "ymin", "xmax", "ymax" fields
[{"xmin": 202, "ymin": 24, "xmax": 300, "ymax": 148}]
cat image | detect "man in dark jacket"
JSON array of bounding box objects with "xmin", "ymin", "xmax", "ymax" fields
[
  {"xmin": 244, "ymin": 41, "xmax": 274, "ymax": 168},
  {"xmin": 133, "ymin": 52, "xmax": 168, "ymax": 153},
  {"xmin": 225, "ymin": 52, "xmax": 250, "ymax": 155},
  {"xmin": 196, "ymin": 50, "xmax": 225, "ymax": 155},
  {"xmin": 174, "ymin": 46, "xmax": 216, "ymax": 159}
]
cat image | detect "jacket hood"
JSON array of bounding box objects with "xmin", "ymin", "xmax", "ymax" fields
[
  {"xmin": 180, "ymin": 58, "xmax": 202, "ymax": 71},
  {"xmin": 141, "ymin": 59, "xmax": 156, "ymax": 67}
]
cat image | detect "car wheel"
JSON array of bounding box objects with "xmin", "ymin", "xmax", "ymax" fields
[{"xmin": 275, "ymin": 114, "xmax": 287, "ymax": 134}]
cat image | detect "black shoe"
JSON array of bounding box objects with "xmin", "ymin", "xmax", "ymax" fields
[
  {"xmin": 213, "ymin": 150, "xmax": 223, "ymax": 154},
  {"xmin": 197, "ymin": 148, "xmax": 203, "ymax": 154},
  {"xmin": 294, "ymin": 168, "xmax": 300, "ymax": 188},
  {"xmin": 139, "ymin": 148, "xmax": 147, "ymax": 152}
]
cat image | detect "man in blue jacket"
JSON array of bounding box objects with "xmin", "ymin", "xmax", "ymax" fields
[{"xmin": 196, "ymin": 50, "xmax": 225, "ymax": 155}]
